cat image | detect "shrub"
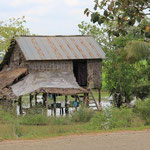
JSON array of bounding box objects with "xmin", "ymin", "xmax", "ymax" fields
[
  {"xmin": 71, "ymin": 105, "xmax": 95, "ymax": 122},
  {"xmin": 89, "ymin": 107, "xmax": 143, "ymax": 130},
  {"xmin": 133, "ymin": 98, "xmax": 150, "ymax": 125}
]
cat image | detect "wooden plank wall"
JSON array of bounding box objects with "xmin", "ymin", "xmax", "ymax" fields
[
  {"xmin": 27, "ymin": 60, "xmax": 73, "ymax": 72},
  {"xmin": 87, "ymin": 60, "xmax": 102, "ymax": 89}
]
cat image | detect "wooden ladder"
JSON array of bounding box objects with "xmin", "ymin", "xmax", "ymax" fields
[{"xmin": 88, "ymin": 88, "xmax": 100, "ymax": 111}]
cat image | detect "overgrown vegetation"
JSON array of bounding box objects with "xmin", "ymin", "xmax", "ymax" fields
[
  {"xmin": 88, "ymin": 107, "xmax": 144, "ymax": 130},
  {"xmin": 1, "ymin": 98, "xmax": 150, "ymax": 140},
  {"xmin": 71, "ymin": 105, "xmax": 95, "ymax": 122}
]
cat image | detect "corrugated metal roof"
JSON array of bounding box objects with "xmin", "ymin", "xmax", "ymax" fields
[{"xmin": 16, "ymin": 35, "xmax": 105, "ymax": 60}]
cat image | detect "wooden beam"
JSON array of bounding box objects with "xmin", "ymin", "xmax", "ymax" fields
[
  {"xmin": 18, "ymin": 96, "xmax": 22, "ymax": 115},
  {"xmin": 54, "ymin": 94, "xmax": 56, "ymax": 116},
  {"xmin": 98, "ymin": 88, "xmax": 101, "ymax": 104},
  {"xmin": 35, "ymin": 93, "xmax": 38, "ymax": 106},
  {"xmin": 42, "ymin": 93, "xmax": 46, "ymax": 107},
  {"xmin": 30, "ymin": 94, "xmax": 34, "ymax": 108},
  {"xmin": 65, "ymin": 96, "xmax": 69, "ymax": 115},
  {"xmin": 46, "ymin": 93, "xmax": 49, "ymax": 116}
]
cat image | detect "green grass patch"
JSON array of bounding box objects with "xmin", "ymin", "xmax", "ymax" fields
[{"xmin": 2, "ymin": 98, "xmax": 150, "ymax": 140}]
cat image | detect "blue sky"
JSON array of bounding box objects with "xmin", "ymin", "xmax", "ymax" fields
[{"xmin": 0, "ymin": 0, "xmax": 94, "ymax": 35}]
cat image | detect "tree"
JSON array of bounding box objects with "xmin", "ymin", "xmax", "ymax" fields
[
  {"xmin": 78, "ymin": 21, "xmax": 113, "ymax": 53},
  {"xmin": 125, "ymin": 41, "xmax": 150, "ymax": 62},
  {"xmin": 105, "ymin": 49, "xmax": 137, "ymax": 107},
  {"xmin": 0, "ymin": 16, "xmax": 30, "ymax": 58},
  {"xmin": 78, "ymin": 18, "xmax": 150, "ymax": 106},
  {"xmin": 84, "ymin": 0, "xmax": 150, "ymax": 37}
]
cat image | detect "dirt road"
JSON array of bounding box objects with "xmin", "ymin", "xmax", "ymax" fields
[{"xmin": 1, "ymin": 130, "xmax": 150, "ymax": 150}]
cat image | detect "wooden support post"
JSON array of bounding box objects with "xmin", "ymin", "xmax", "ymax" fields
[
  {"xmin": 18, "ymin": 96, "xmax": 22, "ymax": 115},
  {"xmin": 62, "ymin": 108, "xmax": 64, "ymax": 116},
  {"xmin": 29, "ymin": 94, "xmax": 34, "ymax": 108},
  {"xmin": 75, "ymin": 96, "xmax": 77, "ymax": 111},
  {"xmin": 46, "ymin": 93, "xmax": 49, "ymax": 116},
  {"xmin": 98, "ymin": 88, "xmax": 101, "ymax": 104},
  {"xmin": 54, "ymin": 94, "xmax": 56, "ymax": 116},
  {"xmin": 98, "ymin": 88, "xmax": 102, "ymax": 110},
  {"xmin": 42, "ymin": 93, "xmax": 46, "ymax": 106},
  {"xmin": 35, "ymin": 93, "xmax": 38, "ymax": 106},
  {"xmin": 60, "ymin": 108, "xmax": 61, "ymax": 115},
  {"xmin": 65, "ymin": 96, "xmax": 68, "ymax": 115}
]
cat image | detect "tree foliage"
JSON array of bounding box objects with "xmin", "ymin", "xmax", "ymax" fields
[
  {"xmin": 85, "ymin": 0, "xmax": 150, "ymax": 37},
  {"xmin": 78, "ymin": 21, "xmax": 113, "ymax": 53},
  {"xmin": 125, "ymin": 40, "xmax": 150, "ymax": 62},
  {"xmin": 78, "ymin": 17, "xmax": 150, "ymax": 106},
  {"xmin": 0, "ymin": 16, "xmax": 30, "ymax": 57}
]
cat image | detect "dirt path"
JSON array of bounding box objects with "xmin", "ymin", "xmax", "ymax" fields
[{"xmin": 1, "ymin": 131, "xmax": 150, "ymax": 150}]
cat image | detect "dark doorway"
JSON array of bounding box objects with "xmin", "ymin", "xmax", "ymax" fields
[{"xmin": 73, "ymin": 60, "xmax": 87, "ymax": 87}]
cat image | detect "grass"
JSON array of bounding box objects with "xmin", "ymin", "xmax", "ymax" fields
[
  {"xmin": 2, "ymin": 95, "xmax": 150, "ymax": 141},
  {"xmin": 1, "ymin": 123, "xmax": 150, "ymax": 140},
  {"xmin": 0, "ymin": 105, "xmax": 146, "ymax": 140}
]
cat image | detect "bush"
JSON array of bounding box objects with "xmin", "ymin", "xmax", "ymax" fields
[
  {"xmin": 133, "ymin": 98, "xmax": 150, "ymax": 125},
  {"xmin": 89, "ymin": 107, "xmax": 143, "ymax": 130},
  {"xmin": 71, "ymin": 105, "xmax": 95, "ymax": 122}
]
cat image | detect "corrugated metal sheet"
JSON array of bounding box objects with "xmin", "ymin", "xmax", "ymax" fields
[
  {"xmin": 16, "ymin": 36, "xmax": 105, "ymax": 60},
  {"xmin": 11, "ymin": 71, "xmax": 87, "ymax": 96}
]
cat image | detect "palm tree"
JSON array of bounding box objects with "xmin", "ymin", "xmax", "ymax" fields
[
  {"xmin": 125, "ymin": 40, "xmax": 150, "ymax": 62},
  {"xmin": 125, "ymin": 40, "xmax": 150, "ymax": 99}
]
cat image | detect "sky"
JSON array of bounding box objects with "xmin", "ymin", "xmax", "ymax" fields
[{"xmin": 0, "ymin": 0, "xmax": 94, "ymax": 35}]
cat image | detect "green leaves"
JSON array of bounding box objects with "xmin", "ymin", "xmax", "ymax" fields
[
  {"xmin": 137, "ymin": 16, "xmax": 141, "ymax": 23},
  {"xmin": 84, "ymin": 8, "xmax": 89, "ymax": 14},
  {"xmin": 125, "ymin": 40, "xmax": 150, "ymax": 62},
  {"xmin": 115, "ymin": 1, "xmax": 120, "ymax": 6},
  {"xmin": 85, "ymin": 0, "xmax": 150, "ymax": 37},
  {"xmin": 91, "ymin": 12, "xmax": 100, "ymax": 23},
  {"xmin": 0, "ymin": 16, "xmax": 30, "ymax": 55},
  {"xmin": 104, "ymin": 10, "xmax": 108, "ymax": 17}
]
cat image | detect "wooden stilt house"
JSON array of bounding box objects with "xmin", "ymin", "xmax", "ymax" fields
[{"xmin": 0, "ymin": 35, "xmax": 105, "ymax": 112}]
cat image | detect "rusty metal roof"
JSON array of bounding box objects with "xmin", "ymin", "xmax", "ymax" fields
[{"xmin": 16, "ymin": 35, "xmax": 105, "ymax": 60}]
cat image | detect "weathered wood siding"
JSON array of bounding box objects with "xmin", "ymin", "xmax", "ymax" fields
[
  {"xmin": 9, "ymin": 44, "xmax": 26, "ymax": 69},
  {"xmin": 27, "ymin": 61, "xmax": 73, "ymax": 73},
  {"xmin": 8, "ymin": 44, "xmax": 73, "ymax": 73},
  {"xmin": 87, "ymin": 60, "xmax": 102, "ymax": 89}
]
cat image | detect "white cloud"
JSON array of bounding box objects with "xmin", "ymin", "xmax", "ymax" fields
[
  {"xmin": 10, "ymin": 0, "xmax": 55, "ymax": 7},
  {"xmin": 21, "ymin": 7, "xmax": 51, "ymax": 17},
  {"xmin": 63, "ymin": 0, "xmax": 80, "ymax": 6},
  {"xmin": 0, "ymin": 0, "xmax": 94, "ymax": 35}
]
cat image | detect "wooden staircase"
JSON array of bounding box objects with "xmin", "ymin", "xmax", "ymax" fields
[
  {"xmin": 77, "ymin": 88, "xmax": 100, "ymax": 111},
  {"xmin": 88, "ymin": 88, "xmax": 100, "ymax": 111}
]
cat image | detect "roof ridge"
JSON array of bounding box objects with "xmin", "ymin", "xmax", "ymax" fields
[{"xmin": 18, "ymin": 35, "xmax": 93, "ymax": 37}]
